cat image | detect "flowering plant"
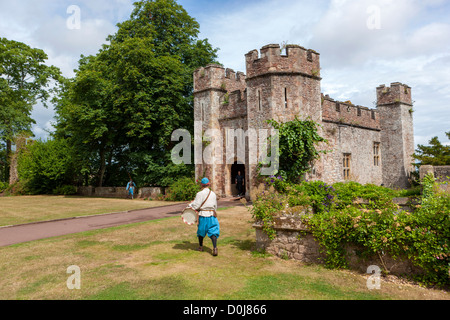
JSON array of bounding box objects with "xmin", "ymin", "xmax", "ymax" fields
[{"xmin": 252, "ymin": 178, "xmax": 450, "ymax": 286}]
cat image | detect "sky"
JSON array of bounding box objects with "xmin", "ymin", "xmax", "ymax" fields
[{"xmin": 0, "ymin": 0, "xmax": 449, "ymax": 148}]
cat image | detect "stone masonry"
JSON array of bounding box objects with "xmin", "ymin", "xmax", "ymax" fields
[
  {"xmin": 253, "ymin": 212, "xmax": 424, "ymax": 277},
  {"xmin": 193, "ymin": 44, "xmax": 415, "ymax": 198}
]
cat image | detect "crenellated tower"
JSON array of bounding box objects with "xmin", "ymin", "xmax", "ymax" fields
[
  {"xmin": 244, "ymin": 44, "xmax": 324, "ymax": 190},
  {"xmin": 245, "ymin": 44, "xmax": 322, "ymax": 130},
  {"xmin": 377, "ymin": 82, "xmax": 415, "ymax": 188},
  {"xmin": 193, "ymin": 64, "xmax": 247, "ymax": 195}
]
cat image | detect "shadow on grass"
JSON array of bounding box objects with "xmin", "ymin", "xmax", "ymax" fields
[
  {"xmin": 230, "ymin": 239, "xmax": 256, "ymax": 252},
  {"xmin": 171, "ymin": 237, "xmax": 258, "ymax": 254},
  {"xmin": 172, "ymin": 241, "xmax": 214, "ymax": 255}
]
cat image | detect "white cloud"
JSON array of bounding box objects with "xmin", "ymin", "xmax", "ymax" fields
[
  {"xmin": 1, "ymin": 0, "xmax": 449, "ymax": 147},
  {"xmin": 198, "ymin": 0, "xmax": 328, "ymax": 72},
  {"xmin": 0, "ymin": 0, "xmax": 129, "ymax": 77},
  {"xmin": 33, "ymin": 17, "xmax": 116, "ymax": 55},
  {"xmin": 293, "ymin": 0, "xmax": 450, "ymax": 148},
  {"xmin": 0, "ymin": 0, "xmax": 132, "ymax": 139},
  {"xmin": 308, "ymin": 0, "xmax": 450, "ymax": 67},
  {"xmin": 32, "ymin": 16, "xmax": 117, "ymax": 77}
]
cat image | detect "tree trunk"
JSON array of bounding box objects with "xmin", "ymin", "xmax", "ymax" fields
[
  {"xmin": 5, "ymin": 139, "xmax": 11, "ymax": 183},
  {"xmin": 98, "ymin": 146, "xmax": 106, "ymax": 188}
]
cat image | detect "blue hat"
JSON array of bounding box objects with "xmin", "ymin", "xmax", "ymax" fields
[{"xmin": 201, "ymin": 178, "xmax": 210, "ymax": 185}]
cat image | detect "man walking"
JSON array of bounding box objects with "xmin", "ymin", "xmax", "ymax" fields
[
  {"xmin": 126, "ymin": 179, "xmax": 137, "ymax": 200},
  {"xmin": 189, "ymin": 178, "xmax": 220, "ymax": 256},
  {"xmin": 235, "ymin": 171, "xmax": 245, "ymax": 197}
]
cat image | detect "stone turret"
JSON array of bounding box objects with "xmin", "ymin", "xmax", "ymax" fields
[
  {"xmin": 244, "ymin": 44, "xmax": 324, "ymax": 192},
  {"xmin": 193, "ymin": 64, "xmax": 247, "ymax": 196},
  {"xmin": 245, "ymin": 44, "xmax": 321, "ymax": 79},
  {"xmin": 245, "ymin": 44, "xmax": 322, "ymax": 129},
  {"xmin": 194, "ymin": 64, "xmax": 246, "ymax": 94},
  {"xmin": 377, "ymin": 82, "xmax": 415, "ymax": 188}
]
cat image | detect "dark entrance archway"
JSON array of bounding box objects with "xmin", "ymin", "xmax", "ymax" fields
[{"xmin": 231, "ymin": 161, "xmax": 246, "ymax": 197}]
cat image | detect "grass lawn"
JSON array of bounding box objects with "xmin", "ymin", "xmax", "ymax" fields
[
  {"xmin": 0, "ymin": 199, "xmax": 448, "ymax": 300},
  {"xmin": 0, "ymin": 195, "xmax": 180, "ymax": 226}
]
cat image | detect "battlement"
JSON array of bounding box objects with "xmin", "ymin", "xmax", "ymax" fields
[
  {"xmin": 377, "ymin": 82, "xmax": 412, "ymax": 106},
  {"xmin": 245, "ymin": 44, "xmax": 321, "ymax": 80},
  {"xmin": 321, "ymin": 94, "xmax": 380, "ymax": 131},
  {"xmin": 194, "ymin": 64, "xmax": 246, "ymax": 94}
]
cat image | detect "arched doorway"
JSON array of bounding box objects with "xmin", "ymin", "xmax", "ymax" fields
[{"xmin": 231, "ymin": 161, "xmax": 246, "ymax": 197}]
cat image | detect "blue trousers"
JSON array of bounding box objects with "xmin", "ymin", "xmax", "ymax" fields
[{"xmin": 197, "ymin": 216, "xmax": 220, "ymax": 239}]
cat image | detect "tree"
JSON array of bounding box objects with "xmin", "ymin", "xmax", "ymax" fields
[
  {"xmin": 54, "ymin": 55, "xmax": 117, "ymax": 188},
  {"xmin": 0, "ymin": 37, "xmax": 62, "ymax": 181},
  {"xmin": 17, "ymin": 138, "xmax": 79, "ymax": 194},
  {"xmin": 413, "ymin": 131, "xmax": 450, "ymax": 167},
  {"xmin": 55, "ymin": 0, "xmax": 218, "ymax": 187},
  {"xmin": 0, "ymin": 140, "xmax": 6, "ymax": 182}
]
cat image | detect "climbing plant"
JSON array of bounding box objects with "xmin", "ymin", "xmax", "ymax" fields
[
  {"xmin": 252, "ymin": 177, "xmax": 450, "ymax": 286},
  {"xmin": 262, "ymin": 117, "xmax": 327, "ymax": 182}
]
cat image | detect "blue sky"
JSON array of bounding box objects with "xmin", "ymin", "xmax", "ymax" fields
[{"xmin": 0, "ymin": 0, "xmax": 449, "ymax": 148}]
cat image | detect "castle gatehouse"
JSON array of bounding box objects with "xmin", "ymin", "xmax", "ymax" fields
[{"xmin": 193, "ymin": 44, "xmax": 415, "ymax": 199}]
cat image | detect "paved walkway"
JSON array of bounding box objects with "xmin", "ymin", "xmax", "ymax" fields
[{"xmin": 0, "ymin": 199, "xmax": 246, "ymax": 247}]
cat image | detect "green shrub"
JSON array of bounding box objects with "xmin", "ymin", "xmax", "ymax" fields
[
  {"xmin": 333, "ymin": 182, "xmax": 398, "ymax": 209},
  {"xmin": 17, "ymin": 138, "xmax": 78, "ymax": 194},
  {"xmin": 304, "ymin": 192, "xmax": 449, "ymax": 285},
  {"xmin": 53, "ymin": 185, "xmax": 77, "ymax": 195},
  {"xmin": 422, "ymin": 172, "xmax": 436, "ymax": 199},
  {"xmin": 397, "ymin": 186, "xmax": 422, "ymax": 197},
  {"xmin": 290, "ymin": 181, "xmax": 338, "ymax": 213},
  {"xmin": 0, "ymin": 182, "xmax": 9, "ymax": 193},
  {"xmin": 251, "ymin": 187, "xmax": 288, "ymax": 240},
  {"xmin": 165, "ymin": 177, "xmax": 201, "ymax": 201},
  {"xmin": 252, "ymin": 178, "xmax": 450, "ymax": 286},
  {"xmin": 3, "ymin": 180, "xmax": 32, "ymax": 196}
]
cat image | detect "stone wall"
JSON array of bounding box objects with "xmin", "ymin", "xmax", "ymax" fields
[
  {"xmin": 420, "ymin": 165, "xmax": 450, "ymax": 182},
  {"xmin": 8, "ymin": 135, "xmax": 29, "ymax": 185},
  {"xmin": 139, "ymin": 187, "xmax": 165, "ymax": 199},
  {"xmin": 254, "ymin": 209, "xmax": 423, "ymax": 277},
  {"xmin": 320, "ymin": 121, "xmax": 383, "ymax": 185},
  {"xmin": 194, "ymin": 65, "xmax": 246, "ymax": 96},
  {"xmin": 219, "ymin": 90, "xmax": 247, "ymax": 121},
  {"xmin": 321, "ymin": 95, "xmax": 380, "ymax": 131},
  {"xmin": 420, "ymin": 165, "xmax": 450, "ymax": 193},
  {"xmin": 8, "ymin": 153, "xmax": 19, "ymax": 186},
  {"xmin": 77, "ymin": 186, "xmax": 165, "ymax": 199},
  {"xmin": 254, "ymin": 212, "xmax": 325, "ymax": 264}
]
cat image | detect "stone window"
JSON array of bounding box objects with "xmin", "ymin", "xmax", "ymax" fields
[
  {"xmin": 371, "ymin": 111, "xmax": 376, "ymax": 120},
  {"xmin": 258, "ymin": 89, "xmax": 262, "ymax": 111},
  {"xmin": 201, "ymin": 103, "xmax": 205, "ymax": 122},
  {"xmin": 343, "ymin": 153, "xmax": 351, "ymax": 180},
  {"xmin": 336, "ymin": 103, "xmax": 340, "ymax": 112},
  {"xmin": 284, "ymin": 88, "xmax": 288, "ymax": 108},
  {"xmin": 307, "ymin": 51, "xmax": 313, "ymax": 62},
  {"xmin": 373, "ymin": 142, "xmax": 380, "ymax": 166},
  {"xmin": 357, "ymin": 108, "xmax": 361, "ymax": 116}
]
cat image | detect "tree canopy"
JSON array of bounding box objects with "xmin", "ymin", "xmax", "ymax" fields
[
  {"xmin": 54, "ymin": 0, "xmax": 219, "ymax": 188},
  {"xmin": 413, "ymin": 131, "xmax": 450, "ymax": 167},
  {"xmin": 0, "ymin": 37, "xmax": 62, "ymax": 182}
]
